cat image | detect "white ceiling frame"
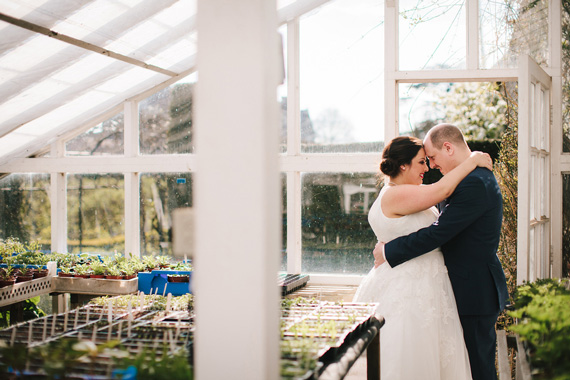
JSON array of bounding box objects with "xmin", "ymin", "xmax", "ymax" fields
[
  {"xmin": 0, "ymin": 12, "xmax": 178, "ymax": 77},
  {"xmin": 0, "ymin": 0, "xmax": 330, "ymax": 169},
  {"xmin": 0, "ymin": 63, "xmax": 196, "ymax": 168},
  {"xmin": 0, "ymin": 155, "xmax": 196, "ymax": 174}
]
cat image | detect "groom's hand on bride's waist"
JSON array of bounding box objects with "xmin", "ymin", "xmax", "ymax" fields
[{"xmin": 373, "ymin": 242, "xmax": 386, "ymax": 268}]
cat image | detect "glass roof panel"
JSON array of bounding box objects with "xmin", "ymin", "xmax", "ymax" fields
[{"xmin": 0, "ymin": 0, "xmax": 328, "ymax": 165}]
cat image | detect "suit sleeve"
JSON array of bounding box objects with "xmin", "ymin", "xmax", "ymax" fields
[{"xmin": 385, "ymin": 174, "xmax": 488, "ymax": 267}]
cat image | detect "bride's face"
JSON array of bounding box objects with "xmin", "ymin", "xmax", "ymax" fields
[{"xmin": 402, "ymin": 148, "xmax": 429, "ymax": 185}]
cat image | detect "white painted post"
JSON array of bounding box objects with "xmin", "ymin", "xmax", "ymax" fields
[
  {"xmin": 286, "ymin": 18, "xmax": 302, "ymax": 274},
  {"xmin": 124, "ymin": 101, "xmax": 141, "ymax": 258},
  {"xmin": 384, "ymin": 0, "xmax": 399, "ymax": 141},
  {"xmin": 50, "ymin": 140, "xmax": 67, "ymax": 253},
  {"xmin": 466, "ymin": 0, "xmax": 479, "ymax": 70},
  {"xmin": 195, "ymin": 1, "xmax": 280, "ymax": 379}
]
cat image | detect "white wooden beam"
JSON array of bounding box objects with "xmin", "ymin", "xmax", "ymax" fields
[
  {"xmin": 466, "ymin": 0, "xmax": 479, "ymax": 70},
  {"xmin": 0, "ymin": 12, "xmax": 177, "ymax": 77},
  {"xmin": 549, "ymin": 0, "xmax": 563, "ymax": 278},
  {"xmin": 194, "ymin": 1, "xmax": 280, "ymax": 379},
  {"xmin": 123, "ymin": 101, "xmax": 140, "ymax": 258},
  {"xmin": 384, "ymin": 0, "xmax": 398, "ymax": 141},
  {"xmin": 50, "ymin": 140, "xmax": 67, "ymax": 253},
  {"xmin": 394, "ymin": 69, "xmax": 518, "ymax": 83},
  {"xmin": 286, "ymin": 18, "xmax": 303, "ymax": 274},
  {"xmin": 0, "ymin": 155, "xmax": 196, "ymax": 174},
  {"xmin": 280, "ymin": 154, "xmax": 379, "ymax": 173}
]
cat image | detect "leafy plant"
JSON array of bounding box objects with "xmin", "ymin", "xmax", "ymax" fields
[
  {"xmin": 114, "ymin": 346, "xmax": 193, "ymax": 380},
  {"xmin": 106, "ymin": 266, "xmax": 122, "ymax": 277},
  {"xmin": 18, "ymin": 266, "xmax": 32, "ymax": 277},
  {"xmin": 0, "ymin": 341, "xmax": 29, "ymax": 377},
  {"xmin": 508, "ymin": 279, "xmax": 570, "ymax": 379},
  {"xmin": 89, "ymin": 260, "xmax": 107, "ymax": 275},
  {"xmin": 0, "ymin": 266, "xmax": 15, "ymax": 280}
]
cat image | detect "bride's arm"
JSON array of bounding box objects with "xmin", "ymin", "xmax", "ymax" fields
[{"xmin": 382, "ymin": 152, "xmax": 492, "ymax": 217}]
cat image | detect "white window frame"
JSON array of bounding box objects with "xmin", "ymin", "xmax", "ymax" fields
[
  {"xmin": 517, "ymin": 55, "xmax": 552, "ymax": 284},
  {"xmin": 0, "ymin": 0, "xmax": 566, "ymax": 285}
]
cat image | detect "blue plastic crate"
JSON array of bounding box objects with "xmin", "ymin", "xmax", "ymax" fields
[{"xmin": 137, "ymin": 270, "xmax": 192, "ymax": 296}]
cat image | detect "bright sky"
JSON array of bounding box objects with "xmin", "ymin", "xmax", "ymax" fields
[{"xmin": 279, "ymin": 0, "xmax": 510, "ymax": 143}]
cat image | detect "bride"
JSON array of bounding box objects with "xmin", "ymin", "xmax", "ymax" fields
[{"xmin": 353, "ymin": 136, "xmax": 492, "ymax": 380}]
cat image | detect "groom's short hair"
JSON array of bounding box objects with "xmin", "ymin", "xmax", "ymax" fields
[{"xmin": 426, "ymin": 124, "xmax": 467, "ymax": 150}]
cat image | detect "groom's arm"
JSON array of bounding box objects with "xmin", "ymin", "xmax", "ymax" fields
[{"xmin": 384, "ymin": 174, "xmax": 488, "ymax": 267}]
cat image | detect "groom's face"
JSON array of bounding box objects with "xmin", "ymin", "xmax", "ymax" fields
[{"xmin": 424, "ymin": 138, "xmax": 453, "ymax": 175}]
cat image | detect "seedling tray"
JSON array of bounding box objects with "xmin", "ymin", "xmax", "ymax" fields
[{"xmin": 137, "ymin": 270, "xmax": 192, "ymax": 296}]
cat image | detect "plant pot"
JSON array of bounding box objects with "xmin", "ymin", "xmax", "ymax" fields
[
  {"xmin": 0, "ymin": 278, "xmax": 16, "ymax": 287},
  {"xmin": 106, "ymin": 275, "xmax": 124, "ymax": 280},
  {"xmin": 58, "ymin": 272, "xmax": 74, "ymax": 278},
  {"xmin": 16, "ymin": 275, "xmax": 33, "ymax": 282},
  {"xmin": 33, "ymin": 270, "xmax": 49, "ymax": 278},
  {"xmin": 90, "ymin": 274, "xmax": 106, "ymax": 279},
  {"xmin": 75, "ymin": 274, "xmax": 90, "ymax": 279},
  {"xmin": 124, "ymin": 274, "xmax": 136, "ymax": 280}
]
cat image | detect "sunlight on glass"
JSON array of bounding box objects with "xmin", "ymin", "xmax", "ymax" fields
[
  {"xmin": 139, "ymin": 73, "xmax": 196, "ymax": 155},
  {"xmin": 140, "ymin": 173, "xmax": 193, "ymax": 257},
  {"xmin": 301, "ymin": 172, "xmax": 379, "ymax": 274},
  {"xmin": 66, "ymin": 113, "xmax": 124, "ymax": 156},
  {"xmin": 399, "ymin": 0, "xmax": 466, "ymax": 70},
  {"xmin": 0, "ymin": 173, "xmax": 51, "ymax": 248},
  {"xmin": 300, "ymin": 0, "xmax": 383, "ymax": 153},
  {"xmin": 67, "ymin": 174, "xmax": 124, "ymax": 254}
]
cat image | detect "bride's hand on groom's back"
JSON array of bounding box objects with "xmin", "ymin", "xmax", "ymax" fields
[{"xmin": 373, "ymin": 242, "xmax": 386, "ymax": 268}]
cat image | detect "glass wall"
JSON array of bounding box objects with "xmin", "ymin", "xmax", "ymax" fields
[
  {"xmin": 301, "ymin": 172, "xmax": 379, "ymax": 274},
  {"xmin": 399, "ymin": 0, "xmax": 466, "ymax": 70},
  {"xmin": 299, "ymin": 0, "xmax": 383, "ymax": 153},
  {"xmin": 139, "ymin": 73, "xmax": 197, "ymax": 155},
  {"xmin": 0, "ymin": 174, "xmax": 51, "ymax": 249},
  {"xmin": 281, "ymin": 174, "xmax": 287, "ymax": 271},
  {"xmin": 562, "ymin": 174, "xmax": 570, "ymax": 277},
  {"xmin": 67, "ymin": 174, "xmax": 124, "ymax": 254},
  {"xmin": 563, "ymin": 3, "xmax": 570, "ymax": 153},
  {"xmin": 278, "ymin": 24, "xmax": 287, "ymax": 154},
  {"xmin": 140, "ymin": 173, "xmax": 193, "ymax": 257},
  {"xmin": 66, "ymin": 113, "xmax": 124, "ymax": 156},
  {"xmin": 398, "ymin": 81, "xmax": 509, "ymax": 139}
]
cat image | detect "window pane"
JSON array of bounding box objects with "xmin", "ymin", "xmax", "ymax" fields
[
  {"xmin": 300, "ymin": 0, "xmax": 383, "ymax": 153},
  {"xmin": 563, "ymin": 5, "xmax": 570, "ymax": 152},
  {"xmin": 398, "ymin": 82, "xmax": 508, "ymax": 140},
  {"xmin": 399, "ymin": 0, "xmax": 466, "ymax": 70},
  {"xmin": 66, "ymin": 112, "xmax": 124, "ymax": 156},
  {"xmin": 139, "ymin": 73, "xmax": 197, "ymax": 155},
  {"xmin": 67, "ymin": 174, "xmax": 124, "ymax": 254},
  {"xmin": 529, "ymin": 226, "xmax": 535, "ymax": 282},
  {"xmin": 278, "ymin": 24, "xmax": 287, "ymax": 154},
  {"xmin": 281, "ymin": 173, "xmax": 287, "ymax": 271},
  {"xmin": 140, "ymin": 173, "xmax": 193, "ymax": 257},
  {"xmin": 479, "ymin": 0, "xmax": 518, "ymax": 69},
  {"xmin": 0, "ymin": 174, "xmax": 51, "ymax": 249},
  {"xmin": 301, "ymin": 172, "xmax": 379, "ymax": 274},
  {"xmin": 562, "ymin": 174, "xmax": 570, "ymax": 277}
]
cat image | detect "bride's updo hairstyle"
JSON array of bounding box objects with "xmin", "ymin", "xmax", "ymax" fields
[{"xmin": 380, "ymin": 136, "xmax": 423, "ymax": 177}]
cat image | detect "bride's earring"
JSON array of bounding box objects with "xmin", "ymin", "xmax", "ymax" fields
[{"xmin": 401, "ymin": 166, "xmax": 406, "ymax": 171}]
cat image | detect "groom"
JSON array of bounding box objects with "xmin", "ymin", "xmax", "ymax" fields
[{"xmin": 373, "ymin": 124, "xmax": 509, "ymax": 380}]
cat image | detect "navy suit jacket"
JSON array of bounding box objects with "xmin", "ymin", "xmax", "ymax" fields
[{"xmin": 385, "ymin": 167, "xmax": 509, "ymax": 316}]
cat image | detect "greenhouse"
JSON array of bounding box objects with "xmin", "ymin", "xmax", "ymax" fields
[{"xmin": 0, "ymin": 0, "xmax": 569, "ymax": 379}]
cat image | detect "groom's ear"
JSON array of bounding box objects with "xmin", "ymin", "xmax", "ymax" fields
[{"xmin": 442, "ymin": 141, "xmax": 454, "ymax": 155}]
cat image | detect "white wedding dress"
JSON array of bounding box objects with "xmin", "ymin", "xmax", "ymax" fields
[{"xmin": 353, "ymin": 186, "xmax": 472, "ymax": 380}]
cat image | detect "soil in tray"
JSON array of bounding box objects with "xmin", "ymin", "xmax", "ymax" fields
[
  {"xmin": 167, "ymin": 275, "xmax": 190, "ymax": 283},
  {"xmin": 0, "ymin": 279, "xmax": 16, "ymax": 287}
]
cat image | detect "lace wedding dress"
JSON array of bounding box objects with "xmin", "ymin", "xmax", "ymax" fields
[{"xmin": 353, "ymin": 186, "xmax": 472, "ymax": 380}]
